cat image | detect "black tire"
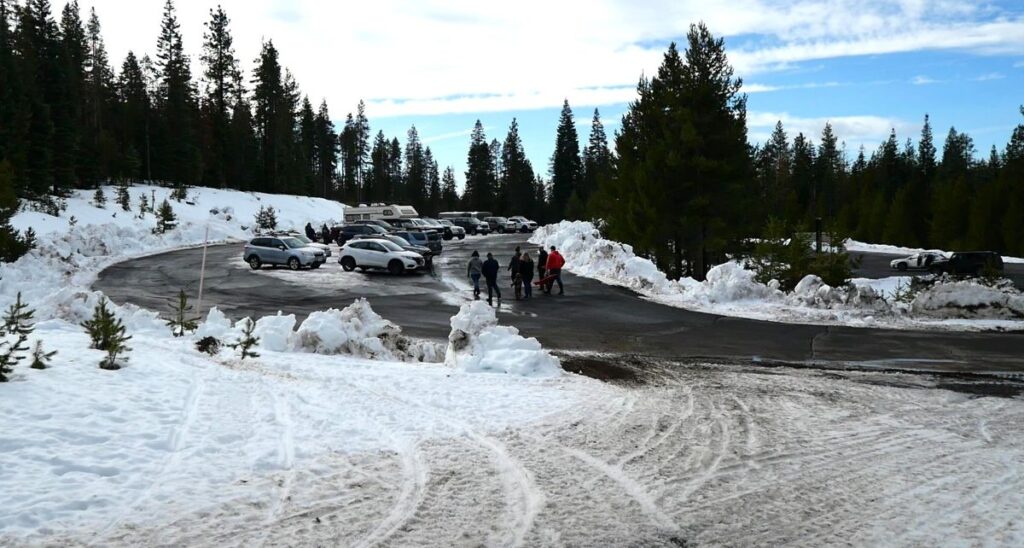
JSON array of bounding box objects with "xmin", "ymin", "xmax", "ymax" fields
[
  {"xmin": 247, "ymin": 256, "xmax": 261, "ymax": 270},
  {"xmin": 288, "ymin": 257, "xmax": 301, "ymax": 271},
  {"xmin": 458, "ymin": 234, "xmax": 465, "ymax": 240},
  {"xmin": 388, "ymin": 259, "xmax": 404, "ymax": 275},
  {"xmin": 896, "ymin": 262, "xmax": 907, "ymax": 272},
  {"xmin": 310, "ymin": 263, "xmax": 321, "ymax": 270},
  {"xmin": 341, "ymin": 257, "xmax": 356, "ymax": 271},
  {"xmin": 929, "ymin": 266, "xmax": 943, "ymax": 275}
]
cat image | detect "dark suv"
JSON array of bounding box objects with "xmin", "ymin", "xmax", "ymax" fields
[
  {"xmin": 394, "ymin": 230, "xmax": 443, "ymax": 254},
  {"xmin": 331, "ymin": 223, "xmax": 389, "ymax": 245},
  {"xmin": 450, "ymin": 217, "xmax": 490, "ymax": 235},
  {"xmin": 930, "ymin": 251, "xmax": 1004, "ymax": 276}
]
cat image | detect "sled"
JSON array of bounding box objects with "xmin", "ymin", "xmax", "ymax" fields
[{"xmin": 534, "ymin": 273, "xmax": 558, "ymax": 287}]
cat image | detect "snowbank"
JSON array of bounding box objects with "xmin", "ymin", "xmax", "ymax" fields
[
  {"xmin": 2, "ymin": 184, "xmax": 344, "ymax": 324},
  {"xmin": 845, "ymin": 239, "xmax": 1024, "ymax": 264},
  {"xmin": 531, "ymin": 221, "xmax": 1024, "ymax": 331},
  {"xmin": 445, "ymin": 301, "xmax": 562, "ymax": 377}
]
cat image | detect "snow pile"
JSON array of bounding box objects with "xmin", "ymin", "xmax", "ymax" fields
[
  {"xmin": 445, "ymin": 301, "xmax": 562, "ymax": 377},
  {"xmin": 292, "ymin": 299, "xmax": 441, "ymax": 362},
  {"xmin": 911, "ymin": 280, "xmax": 1024, "ymax": 319},
  {"xmin": 252, "ymin": 313, "xmax": 297, "ymax": 352},
  {"xmin": 530, "ymin": 221, "xmax": 678, "ymax": 294},
  {"xmin": 532, "ymin": 220, "xmax": 1024, "ymax": 330}
]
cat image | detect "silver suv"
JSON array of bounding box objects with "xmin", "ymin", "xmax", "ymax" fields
[{"xmin": 244, "ymin": 236, "xmax": 326, "ymax": 270}]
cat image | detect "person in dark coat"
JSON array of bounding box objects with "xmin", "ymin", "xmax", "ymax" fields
[
  {"xmin": 305, "ymin": 222, "xmax": 316, "ymax": 241},
  {"xmin": 507, "ymin": 246, "xmax": 522, "ymax": 299},
  {"xmin": 320, "ymin": 224, "xmax": 330, "ymax": 245},
  {"xmin": 482, "ymin": 252, "xmax": 501, "ymax": 305},
  {"xmin": 537, "ymin": 246, "xmax": 548, "ymax": 286},
  {"xmin": 519, "ymin": 252, "xmax": 534, "ymax": 299}
]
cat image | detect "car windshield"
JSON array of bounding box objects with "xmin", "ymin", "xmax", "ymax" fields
[
  {"xmin": 292, "ymin": 234, "xmax": 311, "ymax": 244},
  {"xmin": 281, "ymin": 237, "xmax": 305, "ymax": 249},
  {"xmin": 379, "ymin": 240, "xmax": 403, "ymax": 252},
  {"xmin": 387, "ymin": 235, "xmax": 410, "ymax": 246},
  {"xmin": 439, "ymin": 220, "xmax": 452, "ymax": 226}
]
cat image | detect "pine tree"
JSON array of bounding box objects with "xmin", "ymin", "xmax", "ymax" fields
[
  {"xmin": 29, "ymin": 340, "xmax": 56, "ymax": 369},
  {"xmin": 171, "ymin": 182, "xmax": 186, "ymax": 201},
  {"xmin": 137, "ymin": 191, "xmax": 149, "ymax": 215},
  {"xmin": 440, "ymin": 166, "xmax": 459, "ymax": 211},
  {"xmin": 116, "ymin": 181, "xmax": 131, "ymax": 211},
  {"xmin": 255, "ymin": 204, "xmax": 277, "ymax": 230},
  {"xmin": 404, "ymin": 125, "xmax": 427, "ymax": 210},
  {"xmin": 464, "ymin": 120, "xmax": 494, "ymax": 211},
  {"xmin": 166, "ymin": 289, "xmax": 198, "ymax": 337},
  {"xmin": 549, "ymin": 100, "xmax": 582, "ymax": 220},
  {"xmin": 81, "ymin": 297, "xmax": 131, "ymax": 370},
  {"xmin": 92, "ymin": 186, "xmax": 106, "ymax": 207},
  {"xmin": 313, "ymin": 100, "xmax": 338, "ymax": 199},
  {"xmin": 230, "ymin": 317, "xmax": 259, "ymax": 360},
  {"xmin": 425, "ymin": 148, "xmax": 441, "ymax": 214},
  {"xmin": 153, "ymin": 0, "xmax": 200, "ymax": 185},
  {"xmin": 156, "ymin": 198, "xmax": 176, "ymax": 232},
  {"xmin": 0, "ymin": 160, "xmax": 33, "ymax": 262},
  {"xmin": 0, "ymin": 292, "xmax": 34, "ymax": 381},
  {"xmin": 581, "ymin": 108, "xmax": 612, "ymax": 214},
  {"xmin": 500, "ymin": 118, "xmax": 535, "ymax": 216},
  {"xmin": 199, "ymin": 5, "xmax": 239, "ymax": 188}
]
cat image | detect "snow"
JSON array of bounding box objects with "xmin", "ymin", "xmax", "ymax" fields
[
  {"xmin": 846, "ymin": 239, "xmax": 1024, "ymax": 264},
  {"xmin": 446, "ymin": 301, "xmax": 562, "ymax": 377},
  {"xmin": 531, "ymin": 220, "xmax": 1024, "ymax": 331}
]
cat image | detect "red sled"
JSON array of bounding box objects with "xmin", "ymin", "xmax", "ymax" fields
[{"xmin": 534, "ymin": 274, "xmax": 558, "ymax": 287}]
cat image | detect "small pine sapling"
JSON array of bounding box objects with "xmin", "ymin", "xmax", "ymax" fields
[
  {"xmin": 0, "ymin": 293, "xmax": 35, "ymax": 381},
  {"xmin": 255, "ymin": 205, "xmax": 278, "ymax": 231},
  {"xmin": 171, "ymin": 183, "xmax": 187, "ymax": 202},
  {"xmin": 30, "ymin": 340, "xmax": 56, "ymax": 370},
  {"xmin": 138, "ymin": 192, "xmax": 149, "ymax": 216},
  {"xmin": 195, "ymin": 336, "xmax": 220, "ymax": 356},
  {"xmin": 81, "ymin": 297, "xmax": 132, "ymax": 370},
  {"xmin": 68, "ymin": 215, "xmax": 78, "ymax": 228},
  {"xmin": 230, "ymin": 318, "xmax": 260, "ymax": 360},
  {"xmin": 116, "ymin": 183, "xmax": 131, "ymax": 211},
  {"xmin": 93, "ymin": 187, "xmax": 107, "ymax": 208},
  {"xmin": 156, "ymin": 199, "xmax": 176, "ymax": 233},
  {"xmin": 166, "ymin": 289, "xmax": 199, "ymax": 337}
]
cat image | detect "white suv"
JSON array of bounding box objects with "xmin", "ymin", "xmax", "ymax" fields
[
  {"xmin": 339, "ymin": 238, "xmax": 425, "ymax": 274},
  {"xmin": 508, "ymin": 216, "xmax": 538, "ymax": 232}
]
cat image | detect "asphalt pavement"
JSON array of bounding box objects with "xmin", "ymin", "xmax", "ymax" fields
[{"xmin": 93, "ymin": 233, "xmax": 1024, "ymax": 375}]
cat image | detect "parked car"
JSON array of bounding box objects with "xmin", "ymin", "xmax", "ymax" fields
[
  {"xmin": 483, "ymin": 216, "xmax": 517, "ymax": 233},
  {"xmin": 419, "ymin": 217, "xmax": 454, "ymax": 240},
  {"xmin": 352, "ymin": 233, "xmax": 434, "ymax": 264},
  {"xmin": 244, "ymin": 236, "xmax": 326, "ymax": 270},
  {"xmin": 889, "ymin": 252, "xmax": 945, "ymax": 272},
  {"xmin": 394, "ymin": 230, "xmax": 443, "ymax": 254},
  {"xmin": 331, "ymin": 223, "xmax": 389, "ymax": 245},
  {"xmin": 380, "ymin": 217, "xmax": 433, "ymax": 232},
  {"xmin": 437, "ymin": 219, "xmax": 466, "ymax": 240},
  {"xmin": 338, "ymin": 238, "xmax": 425, "ymax": 274},
  {"xmin": 508, "ymin": 216, "xmax": 538, "ymax": 233},
  {"xmin": 929, "ymin": 251, "xmax": 1004, "ymax": 276},
  {"xmin": 353, "ymin": 219, "xmax": 397, "ymax": 232},
  {"xmin": 449, "ymin": 217, "xmax": 490, "ymax": 235},
  {"xmin": 278, "ymin": 232, "xmax": 332, "ymax": 257}
]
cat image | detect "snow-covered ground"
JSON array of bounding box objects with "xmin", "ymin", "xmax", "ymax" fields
[
  {"xmin": 4, "ymin": 340, "xmax": 1022, "ymax": 545},
  {"xmin": 532, "ymin": 221, "xmax": 1024, "ymax": 331}
]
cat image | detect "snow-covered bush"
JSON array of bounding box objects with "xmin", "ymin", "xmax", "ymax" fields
[
  {"xmin": 445, "ymin": 301, "xmax": 562, "ymax": 377},
  {"xmin": 911, "ymin": 279, "xmax": 1024, "ymax": 319}
]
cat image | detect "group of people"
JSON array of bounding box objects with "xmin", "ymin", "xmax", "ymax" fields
[
  {"xmin": 304, "ymin": 222, "xmax": 331, "ymax": 244},
  {"xmin": 467, "ymin": 245, "xmax": 565, "ymax": 305}
]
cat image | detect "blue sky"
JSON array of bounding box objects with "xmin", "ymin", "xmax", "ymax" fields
[{"xmin": 79, "ymin": 0, "xmax": 1024, "ymax": 189}]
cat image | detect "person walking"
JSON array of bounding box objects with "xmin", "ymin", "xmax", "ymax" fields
[
  {"xmin": 537, "ymin": 246, "xmax": 548, "ymax": 289},
  {"xmin": 320, "ymin": 224, "xmax": 331, "ymax": 245},
  {"xmin": 305, "ymin": 222, "xmax": 316, "ymax": 241},
  {"xmin": 519, "ymin": 252, "xmax": 534, "ymax": 299},
  {"xmin": 482, "ymin": 252, "xmax": 502, "ymax": 305},
  {"xmin": 467, "ymin": 251, "xmax": 483, "ymax": 300},
  {"xmin": 507, "ymin": 246, "xmax": 522, "ymax": 300},
  {"xmin": 545, "ymin": 245, "xmax": 565, "ymax": 295}
]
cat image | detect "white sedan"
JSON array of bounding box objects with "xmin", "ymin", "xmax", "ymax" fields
[
  {"xmin": 890, "ymin": 252, "xmax": 947, "ymax": 272},
  {"xmin": 508, "ymin": 216, "xmax": 538, "ymax": 232},
  {"xmin": 339, "ymin": 239, "xmax": 425, "ymax": 274}
]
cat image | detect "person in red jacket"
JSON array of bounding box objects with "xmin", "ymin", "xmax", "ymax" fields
[{"xmin": 544, "ymin": 245, "xmax": 565, "ymax": 295}]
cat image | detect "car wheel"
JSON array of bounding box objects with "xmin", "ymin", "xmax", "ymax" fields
[
  {"xmin": 458, "ymin": 235, "xmax": 465, "ymax": 240},
  {"xmin": 288, "ymin": 257, "xmax": 301, "ymax": 271},
  {"xmin": 896, "ymin": 262, "xmax": 907, "ymax": 272},
  {"xmin": 929, "ymin": 266, "xmax": 942, "ymax": 275},
  {"xmin": 388, "ymin": 259, "xmax": 404, "ymax": 275},
  {"xmin": 247, "ymin": 256, "xmax": 261, "ymax": 270},
  {"xmin": 341, "ymin": 257, "xmax": 356, "ymax": 271}
]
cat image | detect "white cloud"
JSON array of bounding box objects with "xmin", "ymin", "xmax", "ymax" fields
[
  {"xmin": 65, "ymin": 1, "xmax": 1024, "ymax": 118},
  {"xmin": 912, "ymin": 75, "xmax": 940, "ymax": 85},
  {"xmin": 748, "ymin": 111, "xmax": 915, "ymax": 151},
  {"xmin": 973, "ymin": 72, "xmax": 1006, "ymax": 81}
]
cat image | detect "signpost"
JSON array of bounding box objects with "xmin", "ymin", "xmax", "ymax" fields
[{"xmin": 196, "ymin": 224, "xmax": 209, "ymax": 317}]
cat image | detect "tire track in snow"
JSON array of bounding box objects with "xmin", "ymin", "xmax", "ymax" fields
[{"xmin": 252, "ymin": 388, "xmax": 296, "ymax": 548}]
